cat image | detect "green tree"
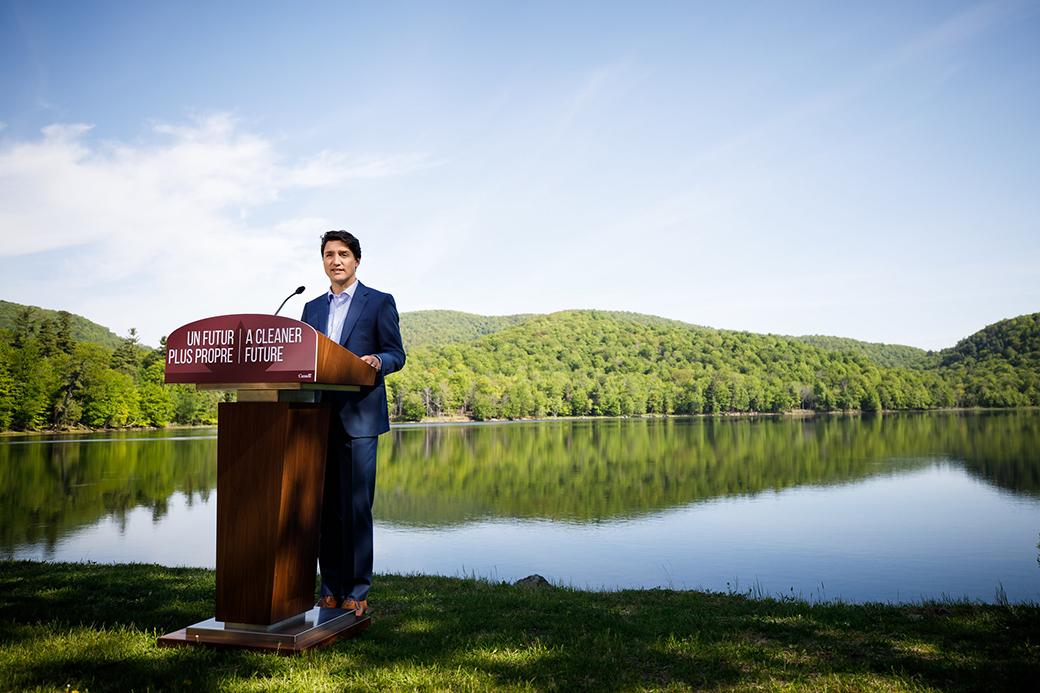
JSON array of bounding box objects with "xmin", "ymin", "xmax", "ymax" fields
[
  {"xmin": 36, "ymin": 319, "xmax": 59, "ymax": 357},
  {"xmin": 81, "ymin": 368, "xmax": 140, "ymax": 427},
  {"xmin": 0, "ymin": 343, "xmax": 15, "ymax": 430},
  {"xmin": 137, "ymin": 361, "xmax": 173, "ymax": 427},
  {"xmin": 400, "ymin": 391, "xmax": 425, "ymax": 421},
  {"xmin": 169, "ymin": 385, "xmax": 220, "ymax": 425},
  {"xmin": 11, "ymin": 307, "xmax": 37, "ymax": 349},
  {"xmin": 861, "ymin": 386, "xmax": 882, "ymax": 412},
  {"xmin": 56, "ymin": 311, "xmax": 76, "ymax": 355},
  {"xmin": 110, "ymin": 328, "xmax": 141, "ymax": 376},
  {"xmin": 7, "ymin": 342, "xmax": 54, "ymax": 429}
]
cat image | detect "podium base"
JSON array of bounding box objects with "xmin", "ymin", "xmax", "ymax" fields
[{"xmin": 156, "ymin": 606, "xmax": 370, "ymax": 654}]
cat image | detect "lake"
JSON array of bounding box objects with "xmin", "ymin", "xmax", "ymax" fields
[{"xmin": 3, "ymin": 410, "xmax": 1039, "ymax": 604}]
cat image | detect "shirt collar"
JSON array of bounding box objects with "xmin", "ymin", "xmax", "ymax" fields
[{"xmin": 327, "ymin": 281, "xmax": 359, "ymax": 304}]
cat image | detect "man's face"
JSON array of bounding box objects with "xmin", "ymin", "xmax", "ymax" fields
[{"xmin": 323, "ymin": 240, "xmax": 359, "ymax": 291}]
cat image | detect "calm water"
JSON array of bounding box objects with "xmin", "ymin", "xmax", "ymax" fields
[{"xmin": 3, "ymin": 411, "xmax": 1039, "ymax": 604}]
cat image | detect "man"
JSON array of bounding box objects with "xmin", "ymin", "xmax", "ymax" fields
[{"xmin": 301, "ymin": 230, "xmax": 405, "ymax": 617}]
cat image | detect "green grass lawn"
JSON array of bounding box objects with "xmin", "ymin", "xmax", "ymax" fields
[{"xmin": 1, "ymin": 560, "xmax": 1037, "ymax": 692}]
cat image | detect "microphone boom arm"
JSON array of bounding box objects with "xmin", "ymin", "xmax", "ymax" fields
[{"xmin": 275, "ymin": 286, "xmax": 306, "ymax": 316}]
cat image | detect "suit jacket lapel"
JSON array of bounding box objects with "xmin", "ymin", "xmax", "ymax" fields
[
  {"xmin": 313, "ymin": 298, "xmax": 331, "ymax": 336},
  {"xmin": 339, "ymin": 281, "xmax": 369, "ymax": 345}
]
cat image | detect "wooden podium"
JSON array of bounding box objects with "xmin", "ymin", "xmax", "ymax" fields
[{"xmin": 156, "ymin": 314, "xmax": 377, "ymax": 654}]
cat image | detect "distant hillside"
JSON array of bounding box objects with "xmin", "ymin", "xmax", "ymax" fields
[
  {"xmin": 0, "ymin": 300, "xmax": 122, "ymax": 350},
  {"xmin": 388, "ymin": 309, "xmax": 948, "ymax": 421},
  {"xmin": 399, "ymin": 310, "xmax": 539, "ymax": 351},
  {"xmin": 4, "ymin": 297, "xmax": 1038, "ymax": 429},
  {"xmin": 400, "ymin": 309, "xmax": 707, "ymax": 351},
  {"xmin": 937, "ymin": 313, "xmax": 1040, "ymax": 369},
  {"xmin": 789, "ymin": 335, "xmax": 927, "ymax": 369},
  {"xmin": 590, "ymin": 311, "xmax": 708, "ymax": 332},
  {"xmin": 928, "ymin": 313, "xmax": 1040, "ymax": 407}
]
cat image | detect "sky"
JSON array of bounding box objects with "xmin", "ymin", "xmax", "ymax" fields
[{"xmin": 1, "ymin": 0, "xmax": 1038, "ymax": 350}]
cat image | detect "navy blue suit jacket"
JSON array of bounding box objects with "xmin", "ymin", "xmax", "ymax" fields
[{"xmin": 301, "ymin": 281, "xmax": 405, "ymax": 437}]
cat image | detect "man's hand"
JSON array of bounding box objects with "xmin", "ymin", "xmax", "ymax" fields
[{"xmin": 360, "ymin": 354, "xmax": 381, "ymax": 371}]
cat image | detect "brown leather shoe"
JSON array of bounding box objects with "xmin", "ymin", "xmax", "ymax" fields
[
  {"xmin": 341, "ymin": 598, "xmax": 367, "ymax": 617},
  {"xmin": 315, "ymin": 595, "xmax": 339, "ymax": 609}
]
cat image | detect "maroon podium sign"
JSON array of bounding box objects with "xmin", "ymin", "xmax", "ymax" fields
[{"xmin": 165, "ymin": 314, "xmax": 320, "ymax": 385}]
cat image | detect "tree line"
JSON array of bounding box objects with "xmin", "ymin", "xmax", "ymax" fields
[
  {"xmin": 0, "ymin": 307, "xmax": 224, "ymax": 431},
  {"xmin": 1, "ymin": 305, "xmax": 1038, "ymax": 432},
  {"xmin": 386, "ymin": 310, "xmax": 1040, "ymax": 421}
]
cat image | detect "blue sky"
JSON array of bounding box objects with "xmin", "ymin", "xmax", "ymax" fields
[{"xmin": 1, "ymin": 1, "xmax": 1037, "ymax": 350}]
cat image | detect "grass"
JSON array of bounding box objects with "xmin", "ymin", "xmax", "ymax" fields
[{"xmin": 1, "ymin": 561, "xmax": 1038, "ymax": 692}]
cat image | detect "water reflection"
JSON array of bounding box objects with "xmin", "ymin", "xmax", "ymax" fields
[
  {"xmin": 377, "ymin": 410, "xmax": 1040, "ymax": 526},
  {"xmin": 0, "ymin": 428, "xmax": 217, "ymax": 555},
  {"xmin": 2, "ymin": 411, "xmax": 1039, "ymax": 602},
  {"xmin": 4, "ymin": 412, "xmax": 1040, "ymax": 545}
]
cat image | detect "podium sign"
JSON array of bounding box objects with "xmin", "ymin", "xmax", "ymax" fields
[{"xmin": 165, "ymin": 314, "xmax": 320, "ymax": 385}]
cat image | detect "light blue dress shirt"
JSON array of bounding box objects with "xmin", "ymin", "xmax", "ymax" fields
[{"xmin": 326, "ymin": 281, "xmax": 358, "ymax": 344}]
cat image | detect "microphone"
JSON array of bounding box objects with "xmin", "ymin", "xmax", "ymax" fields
[{"xmin": 275, "ymin": 286, "xmax": 306, "ymax": 316}]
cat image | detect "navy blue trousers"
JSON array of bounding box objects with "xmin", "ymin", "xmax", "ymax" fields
[{"xmin": 318, "ymin": 414, "xmax": 378, "ymax": 603}]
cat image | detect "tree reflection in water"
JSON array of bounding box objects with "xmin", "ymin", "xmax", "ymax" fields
[
  {"xmin": 377, "ymin": 410, "xmax": 1040, "ymax": 526},
  {"xmin": 373, "ymin": 410, "xmax": 1040, "ymax": 602}
]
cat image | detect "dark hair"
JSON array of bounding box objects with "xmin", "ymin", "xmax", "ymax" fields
[{"xmin": 320, "ymin": 230, "xmax": 361, "ymax": 260}]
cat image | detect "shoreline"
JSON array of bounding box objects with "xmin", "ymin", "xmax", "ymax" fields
[
  {"xmin": 0, "ymin": 406, "xmax": 1021, "ymax": 438},
  {"xmin": 4, "ymin": 558, "xmax": 1036, "ymax": 607},
  {"xmin": 0, "ymin": 423, "xmax": 216, "ymax": 439}
]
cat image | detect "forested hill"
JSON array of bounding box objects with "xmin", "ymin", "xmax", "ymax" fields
[
  {"xmin": 401, "ymin": 308, "xmax": 925, "ymax": 369},
  {"xmin": 788, "ymin": 335, "xmax": 927, "ymax": 368},
  {"xmin": 387, "ymin": 309, "xmax": 955, "ymax": 421},
  {"xmin": 928, "ymin": 313, "xmax": 1040, "ymax": 407},
  {"xmin": 937, "ymin": 313, "xmax": 1040, "ymax": 368},
  {"xmin": 399, "ymin": 310, "xmax": 538, "ymax": 351},
  {"xmin": 0, "ymin": 302, "xmax": 220, "ymax": 431},
  {"xmin": 0, "ymin": 300, "xmax": 122, "ymax": 350},
  {"xmin": 400, "ymin": 310, "xmax": 708, "ymax": 351},
  {"xmin": 3, "ymin": 299, "xmax": 1037, "ymax": 432}
]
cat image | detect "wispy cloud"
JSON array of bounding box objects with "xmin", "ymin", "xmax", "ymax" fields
[
  {"xmin": 0, "ymin": 114, "xmax": 435, "ymax": 343},
  {"xmin": 0, "ymin": 113, "xmax": 437, "ymax": 257}
]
